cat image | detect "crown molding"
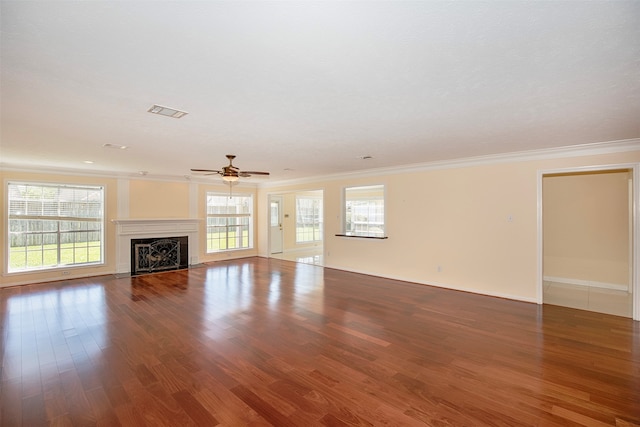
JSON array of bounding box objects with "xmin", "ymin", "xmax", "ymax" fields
[
  {"xmin": 0, "ymin": 164, "xmax": 259, "ymax": 186},
  {"xmin": 3, "ymin": 138, "xmax": 638, "ymax": 188},
  {"xmin": 259, "ymin": 138, "xmax": 640, "ymax": 188},
  {"xmin": 0, "ymin": 164, "xmax": 190, "ymax": 182}
]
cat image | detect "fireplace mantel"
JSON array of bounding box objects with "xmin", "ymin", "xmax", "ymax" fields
[{"xmin": 112, "ymin": 218, "xmax": 202, "ymax": 274}]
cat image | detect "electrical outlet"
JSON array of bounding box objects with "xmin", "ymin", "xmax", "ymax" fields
[{"xmin": 437, "ymin": 265, "xmax": 442, "ymax": 273}]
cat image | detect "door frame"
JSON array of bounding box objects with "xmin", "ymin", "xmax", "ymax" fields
[
  {"xmin": 536, "ymin": 162, "xmax": 639, "ymax": 320},
  {"xmin": 269, "ymin": 195, "xmax": 284, "ymax": 255}
]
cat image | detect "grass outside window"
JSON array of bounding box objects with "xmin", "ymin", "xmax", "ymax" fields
[{"xmin": 9, "ymin": 241, "xmax": 102, "ymax": 271}]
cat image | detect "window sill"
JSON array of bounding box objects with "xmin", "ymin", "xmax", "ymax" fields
[
  {"xmin": 206, "ymin": 247, "xmax": 254, "ymax": 254},
  {"xmin": 4, "ymin": 262, "xmax": 106, "ymax": 276},
  {"xmin": 334, "ymin": 234, "xmax": 388, "ymax": 239}
]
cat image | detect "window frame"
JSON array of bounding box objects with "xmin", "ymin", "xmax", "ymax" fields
[
  {"xmin": 205, "ymin": 192, "xmax": 254, "ymax": 253},
  {"xmin": 342, "ymin": 184, "xmax": 386, "ymax": 238},
  {"xmin": 6, "ymin": 181, "xmax": 106, "ymax": 273}
]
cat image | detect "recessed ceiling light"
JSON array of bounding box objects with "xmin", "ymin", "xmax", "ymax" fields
[
  {"xmin": 103, "ymin": 143, "xmax": 128, "ymax": 150},
  {"xmin": 83, "ymin": 160, "xmax": 94, "ymax": 164},
  {"xmin": 147, "ymin": 104, "xmax": 188, "ymax": 119},
  {"xmin": 139, "ymin": 171, "xmax": 148, "ymax": 176},
  {"xmin": 358, "ymin": 155, "xmax": 373, "ymax": 160}
]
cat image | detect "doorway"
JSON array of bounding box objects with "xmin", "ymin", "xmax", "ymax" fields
[
  {"xmin": 538, "ymin": 165, "xmax": 638, "ymax": 320},
  {"xmin": 268, "ymin": 190, "xmax": 324, "ymax": 266}
]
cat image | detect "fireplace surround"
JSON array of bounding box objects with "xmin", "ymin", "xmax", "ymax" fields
[{"xmin": 112, "ymin": 218, "xmax": 201, "ymax": 275}]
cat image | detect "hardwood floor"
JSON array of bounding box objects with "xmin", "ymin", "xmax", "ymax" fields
[{"xmin": 1, "ymin": 257, "xmax": 639, "ymax": 426}]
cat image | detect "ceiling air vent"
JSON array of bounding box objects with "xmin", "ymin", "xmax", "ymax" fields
[{"xmin": 147, "ymin": 104, "xmax": 188, "ymax": 118}]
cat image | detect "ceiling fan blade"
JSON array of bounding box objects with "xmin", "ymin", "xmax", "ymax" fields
[
  {"xmin": 191, "ymin": 169, "xmax": 222, "ymax": 173},
  {"xmin": 240, "ymin": 171, "xmax": 270, "ymax": 176},
  {"xmin": 192, "ymin": 156, "xmax": 268, "ymax": 179}
]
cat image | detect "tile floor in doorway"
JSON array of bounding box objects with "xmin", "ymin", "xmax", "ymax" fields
[
  {"xmin": 544, "ymin": 281, "xmax": 632, "ymax": 318},
  {"xmin": 270, "ymin": 248, "xmax": 324, "ymax": 266}
]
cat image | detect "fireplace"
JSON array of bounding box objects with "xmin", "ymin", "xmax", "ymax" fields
[
  {"xmin": 131, "ymin": 236, "xmax": 188, "ymax": 275},
  {"xmin": 112, "ymin": 218, "xmax": 201, "ymax": 275}
]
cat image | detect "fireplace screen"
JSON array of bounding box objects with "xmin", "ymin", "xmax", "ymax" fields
[{"xmin": 131, "ymin": 236, "xmax": 188, "ymax": 275}]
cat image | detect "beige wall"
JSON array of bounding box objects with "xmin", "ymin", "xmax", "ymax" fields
[
  {"xmin": 129, "ymin": 180, "xmax": 190, "ymax": 218},
  {"xmin": 258, "ymin": 150, "xmax": 640, "ymax": 302},
  {"xmin": 543, "ymin": 170, "xmax": 631, "ymax": 288}
]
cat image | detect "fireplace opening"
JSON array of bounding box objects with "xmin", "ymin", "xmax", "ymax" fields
[{"xmin": 130, "ymin": 236, "xmax": 188, "ymax": 276}]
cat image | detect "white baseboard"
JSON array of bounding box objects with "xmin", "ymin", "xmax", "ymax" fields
[
  {"xmin": 282, "ymin": 246, "xmax": 323, "ymax": 254},
  {"xmin": 544, "ymin": 276, "xmax": 629, "ymax": 292},
  {"xmin": 0, "ymin": 269, "xmax": 118, "ymax": 288}
]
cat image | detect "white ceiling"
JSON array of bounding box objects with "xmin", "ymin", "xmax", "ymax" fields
[{"xmin": 1, "ymin": 1, "xmax": 639, "ymax": 183}]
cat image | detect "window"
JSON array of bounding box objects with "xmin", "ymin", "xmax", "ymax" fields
[
  {"xmin": 206, "ymin": 193, "xmax": 253, "ymax": 252},
  {"xmin": 296, "ymin": 196, "xmax": 323, "ymax": 243},
  {"xmin": 7, "ymin": 182, "xmax": 104, "ymax": 272},
  {"xmin": 344, "ymin": 185, "xmax": 385, "ymax": 237}
]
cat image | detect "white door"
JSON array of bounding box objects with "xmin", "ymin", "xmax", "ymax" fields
[{"xmin": 270, "ymin": 196, "xmax": 283, "ymax": 254}]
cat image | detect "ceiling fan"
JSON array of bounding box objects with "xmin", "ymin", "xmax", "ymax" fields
[{"xmin": 190, "ymin": 154, "xmax": 270, "ymax": 182}]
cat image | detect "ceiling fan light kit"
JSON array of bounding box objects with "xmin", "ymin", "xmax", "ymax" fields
[{"xmin": 222, "ymin": 175, "xmax": 239, "ymax": 182}]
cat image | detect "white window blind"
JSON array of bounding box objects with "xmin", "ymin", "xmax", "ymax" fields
[
  {"xmin": 7, "ymin": 182, "xmax": 104, "ymax": 272},
  {"xmin": 206, "ymin": 193, "xmax": 253, "ymax": 252}
]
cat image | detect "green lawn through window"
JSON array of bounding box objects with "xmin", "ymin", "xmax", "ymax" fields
[
  {"xmin": 207, "ymin": 230, "xmax": 250, "ymax": 251},
  {"xmin": 9, "ymin": 242, "xmax": 102, "ymax": 270}
]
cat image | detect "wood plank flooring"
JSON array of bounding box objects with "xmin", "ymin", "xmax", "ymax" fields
[{"xmin": 1, "ymin": 257, "xmax": 639, "ymax": 426}]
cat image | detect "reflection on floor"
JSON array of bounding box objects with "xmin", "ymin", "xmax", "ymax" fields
[
  {"xmin": 544, "ymin": 281, "xmax": 632, "ymax": 318},
  {"xmin": 270, "ymin": 248, "xmax": 324, "ymax": 266}
]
